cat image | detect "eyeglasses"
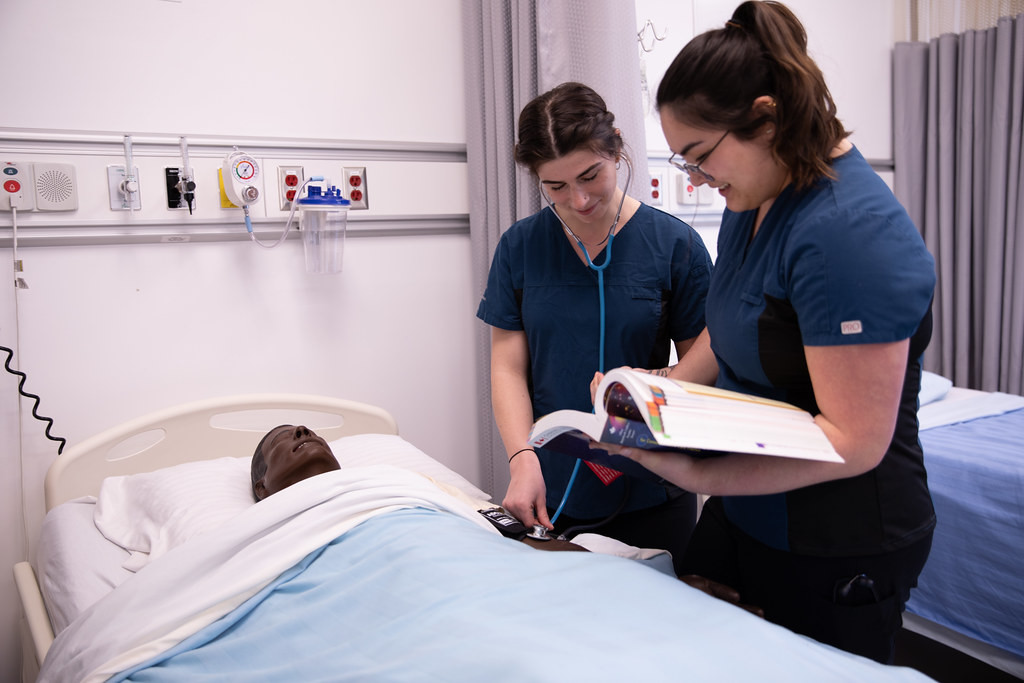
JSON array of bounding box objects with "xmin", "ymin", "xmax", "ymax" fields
[{"xmin": 669, "ymin": 131, "xmax": 729, "ymax": 183}]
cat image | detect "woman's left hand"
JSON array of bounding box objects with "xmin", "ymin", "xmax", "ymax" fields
[
  {"xmin": 619, "ymin": 445, "xmax": 699, "ymax": 489},
  {"xmin": 589, "ymin": 371, "xmax": 605, "ymax": 405},
  {"xmin": 590, "ymin": 441, "xmax": 700, "ymax": 492}
]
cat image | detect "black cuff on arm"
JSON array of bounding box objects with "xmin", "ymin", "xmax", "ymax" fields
[{"xmin": 479, "ymin": 508, "xmax": 528, "ymax": 540}]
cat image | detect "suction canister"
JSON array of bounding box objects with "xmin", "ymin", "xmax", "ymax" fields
[{"xmin": 298, "ymin": 185, "xmax": 351, "ymax": 274}]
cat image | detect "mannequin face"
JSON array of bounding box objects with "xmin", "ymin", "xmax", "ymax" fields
[{"xmin": 253, "ymin": 424, "xmax": 340, "ymax": 500}]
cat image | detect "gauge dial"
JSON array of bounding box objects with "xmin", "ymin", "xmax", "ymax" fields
[{"xmin": 234, "ymin": 159, "xmax": 256, "ymax": 180}]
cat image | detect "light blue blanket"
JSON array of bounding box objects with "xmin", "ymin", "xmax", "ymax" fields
[{"xmin": 114, "ymin": 508, "xmax": 931, "ymax": 682}]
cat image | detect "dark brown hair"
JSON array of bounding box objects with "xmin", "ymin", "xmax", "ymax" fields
[
  {"xmin": 656, "ymin": 1, "xmax": 847, "ymax": 190},
  {"xmin": 514, "ymin": 82, "xmax": 627, "ymax": 175}
]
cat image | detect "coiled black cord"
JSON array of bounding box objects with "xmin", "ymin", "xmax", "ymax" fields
[
  {"xmin": 1, "ymin": 343, "xmax": 65, "ymax": 454},
  {"xmin": 558, "ymin": 476, "xmax": 632, "ymax": 539}
]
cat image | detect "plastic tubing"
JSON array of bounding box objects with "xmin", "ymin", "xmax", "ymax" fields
[
  {"xmin": 179, "ymin": 136, "xmax": 191, "ymax": 173},
  {"xmin": 250, "ymin": 176, "xmax": 325, "ymax": 248}
]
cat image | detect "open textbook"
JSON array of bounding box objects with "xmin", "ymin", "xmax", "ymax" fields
[{"xmin": 528, "ymin": 367, "xmax": 842, "ymax": 482}]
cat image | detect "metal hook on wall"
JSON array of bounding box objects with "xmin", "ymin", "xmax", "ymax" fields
[{"xmin": 637, "ymin": 19, "xmax": 666, "ymax": 53}]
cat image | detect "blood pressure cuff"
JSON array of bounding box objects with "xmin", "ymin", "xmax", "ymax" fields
[{"xmin": 479, "ymin": 507, "xmax": 528, "ymax": 540}]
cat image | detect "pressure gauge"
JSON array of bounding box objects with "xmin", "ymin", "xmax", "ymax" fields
[
  {"xmin": 233, "ymin": 157, "xmax": 257, "ymax": 181},
  {"xmin": 222, "ymin": 150, "xmax": 261, "ymax": 207}
]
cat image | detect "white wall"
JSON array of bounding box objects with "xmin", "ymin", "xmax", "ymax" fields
[
  {"xmin": 637, "ymin": 0, "xmax": 897, "ymax": 159},
  {"xmin": 0, "ymin": 0, "xmax": 466, "ymax": 143},
  {"xmin": 638, "ymin": 0, "xmax": 900, "ymax": 256},
  {"xmin": 0, "ymin": 1, "xmax": 472, "ymax": 680}
]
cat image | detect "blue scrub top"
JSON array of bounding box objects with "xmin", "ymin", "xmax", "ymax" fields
[
  {"xmin": 477, "ymin": 202, "xmax": 712, "ymax": 519},
  {"xmin": 707, "ymin": 146, "xmax": 936, "ymax": 556}
]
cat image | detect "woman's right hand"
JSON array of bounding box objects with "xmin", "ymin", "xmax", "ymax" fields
[{"xmin": 502, "ymin": 450, "xmax": 552, "ymax": 530}]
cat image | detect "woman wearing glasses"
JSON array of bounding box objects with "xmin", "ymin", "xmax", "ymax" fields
[
  {"xmin": 621, "ymin": 0, "xmax": 936, "ymax": 664},
  {"xmin": 477, "ymin": 82, "xmax": 712, "ymax": 573}
]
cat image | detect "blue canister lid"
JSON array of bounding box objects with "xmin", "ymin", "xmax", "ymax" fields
[{"xmin": 297, "ymin": 185, "xmax": 351, "ymax": 206}]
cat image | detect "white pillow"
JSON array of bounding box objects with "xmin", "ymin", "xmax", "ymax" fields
[
  {"xmin": 328, "ymin": 434, "xmax": 490, "ymax": 502},
  {"xmin": 94, "ymin": 456, "xmax": 253, "ymax": 571},
  {"xmin": 93, "ymin": 434, "xmax": 490, "ymax": 570},
  {"xmin": 919, "ymin": 371, "xmax": 953, "ymax": 406}
]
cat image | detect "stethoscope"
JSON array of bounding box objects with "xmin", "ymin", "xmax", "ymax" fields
[
  {"xmin": 539, "ymin": 158, "xmax": 632, "ymax": 373},
  {"xmin": 536, "ymin": 159, "xmax": 633, "ymax": 528}
]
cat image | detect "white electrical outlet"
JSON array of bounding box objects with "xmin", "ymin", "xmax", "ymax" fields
[
  {"xmin": 343, "ymin": 166, "xmax": 368, "ymax": 210},
  {"xmin": 277, "ymin": 165, "xmax": 304, "ymax": 210},
  {"xmin": 1, "ymin": 161, "xmax": 36, "ymax": 211}
]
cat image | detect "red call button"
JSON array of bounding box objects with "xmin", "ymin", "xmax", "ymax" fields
[{"xmin": 3, "ymin": 180, "xmax": 21, "ymax": 193}]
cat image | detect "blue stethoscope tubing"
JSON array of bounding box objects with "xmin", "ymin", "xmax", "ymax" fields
[{"xmin": 539, "ymin": 160, "xmax": 632, "ymax": 525}]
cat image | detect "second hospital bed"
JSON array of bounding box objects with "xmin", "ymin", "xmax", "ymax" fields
[
  {"xmin": 13, "ymin": 393, "xmax": 936, "ymax": 682},
  {"xmin": 904, "ymin": 374, "xmax": 1024, "ymax": 679}
]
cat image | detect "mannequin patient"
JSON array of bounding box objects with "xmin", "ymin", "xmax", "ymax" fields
[
  {"xmin": 250, "ymin": 424, "xmax": 585, "ymax": 552},
  {"xmin": 251, "ymin": 424, "xmax": 340, "ymax": 501}
]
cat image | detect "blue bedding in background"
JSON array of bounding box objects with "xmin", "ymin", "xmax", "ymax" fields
[
  {"xmin": 119, "ymin": 508, "xmax": 929, "ymax": 682},
  {"xmin": 909, "ymin": 407, "xmax": 1024, "ymax": 660}
]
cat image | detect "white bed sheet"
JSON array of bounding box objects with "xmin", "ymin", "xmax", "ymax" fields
[
  {"xmin": 918, "ymin": 386, "xmax": 1024, "ymax": 430},
  {"xmin": 34, "ymin": 433, "xmax": 492, "ymax": 637},
  {"xmin": 36, "ymin": 498, "xmax": 134, "ymax": 635}
]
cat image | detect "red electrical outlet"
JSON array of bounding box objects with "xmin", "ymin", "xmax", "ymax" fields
[
  {"xmin": 277, "ymin": 165, "xmax": 304, "ymax": 210},
  {"xmin": 343, "ymin": 166, "xmax": 368, "ymax": 210}
]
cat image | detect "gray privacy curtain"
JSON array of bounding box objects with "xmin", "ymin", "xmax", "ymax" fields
[
  {"xmin": 893, "ymin": 14, "xmax": 1024, "ymax": 394},
  {"xmin": 462, "ymin": 0, "xmax": 647, "ymax": 497}
]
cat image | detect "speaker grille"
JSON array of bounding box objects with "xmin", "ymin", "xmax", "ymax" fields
[{"xmin": 36, "ymin": 168, "xmax": 74, "ymax": 205}]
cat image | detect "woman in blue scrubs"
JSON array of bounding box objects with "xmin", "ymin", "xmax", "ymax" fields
[
  {"xmin": 476, "ymin": 82, "xmax": 712, "ymax": 571},
  {"xmin": 624, "ymin": 0, "xmax": 935, "ymax": 664}
]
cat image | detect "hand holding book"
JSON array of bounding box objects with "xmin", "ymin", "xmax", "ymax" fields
[{"xmin": 531, "ymin": 368, "xmax": 842, "ymax": 484}]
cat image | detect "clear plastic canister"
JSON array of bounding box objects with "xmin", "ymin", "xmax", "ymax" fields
[{"xmin": 298, "ymin": 185, "xmax": 351, "ymax": 274}]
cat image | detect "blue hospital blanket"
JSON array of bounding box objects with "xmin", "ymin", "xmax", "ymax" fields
[
  {"xmin": 117, "ymin": 508, "xmax": 931, "ymax": 682},
  {"xmin": 908, "ymin": 407, "xmax": 1024, "ymax": 660}
]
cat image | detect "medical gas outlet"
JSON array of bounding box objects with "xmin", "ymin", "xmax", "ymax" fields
[
  {"xmin": 107, "ymin": 165, "xmax": 142, "ymax": 211},
  {"xmin": 165, "ymin": 168, "xmax": 197, "ymax": 212}
]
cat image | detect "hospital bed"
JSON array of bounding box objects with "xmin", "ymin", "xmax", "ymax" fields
[
  {"xmin": 903, "ymin": 374, "xmax": 1024, "ymax": 679},
  {"xmin": 13, "ymin": 392, "xmax": 935, "ymax": 682}
]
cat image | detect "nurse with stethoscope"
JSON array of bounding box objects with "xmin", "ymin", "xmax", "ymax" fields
[{"xmin": 476, "ymin": 82, "xmax": 713, "ymax": 573}]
